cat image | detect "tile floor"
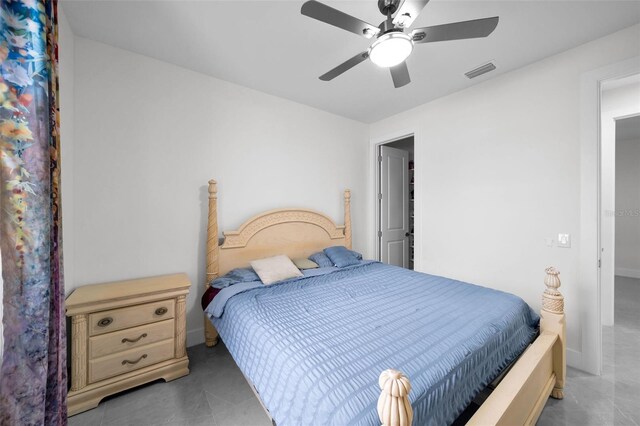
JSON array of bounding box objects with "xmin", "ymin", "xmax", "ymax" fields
[{"xmin": 69, "ymin": 276, "xmax": 640, "ymax": 426}]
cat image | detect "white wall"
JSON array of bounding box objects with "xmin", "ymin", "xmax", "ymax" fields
[
  {"xmin": 600, "ymin": 81, "xmax": 640, "ymax": 325},
  {"xmin": 59, "ymin": 7, "xmax": 75, "ymax": 295},
  {"xmin": 369, "ymin": 24, "xmax": 640, "ymax": 373},
  {"xmin": 72, "ymin": 38, "xmax": 368, "ymax": 346},
  {"xmin": 615, "ymin": 130, "xmax": 640, "ymax": 278}
]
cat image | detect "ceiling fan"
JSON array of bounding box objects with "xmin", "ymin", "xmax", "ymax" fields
[{"xmin": 301, "ymin": 0, "xmax": 499, "ymax": 88}]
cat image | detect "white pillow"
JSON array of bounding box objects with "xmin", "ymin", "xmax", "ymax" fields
[{"xmin": 250, "ymin": 255, "xmax": 303, "ymax": 285}]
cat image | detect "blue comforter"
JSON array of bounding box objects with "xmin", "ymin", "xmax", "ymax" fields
[{"xmin": 205, "ymin": 262, "xmax": 539, "ymax": 426}]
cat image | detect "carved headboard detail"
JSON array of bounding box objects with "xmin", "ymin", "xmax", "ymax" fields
[{"xmin": 221, "ymin": 209, "xmax": 346, "ymax": 249}]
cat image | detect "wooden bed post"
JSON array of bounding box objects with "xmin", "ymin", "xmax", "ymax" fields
[
  {"xmin": 204, "ymin": 179, "xmax": 220, "ymax": 347},
  {"xmin": 344, "ymin": 189, "xmax": 352, "ymax": 249},
  {"xmin": 540, "ymin": 266, "xmax": 565, "ymax": 399},
  {"xmin": 378, "ymin": 369, "xmax": 413, "ymax": 426}
]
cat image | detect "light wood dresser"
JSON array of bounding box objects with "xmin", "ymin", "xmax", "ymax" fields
[{"xmin": 66, "ymin": 273, "xmax": 191, "ymax": 416}]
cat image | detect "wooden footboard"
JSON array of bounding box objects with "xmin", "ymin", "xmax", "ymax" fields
[
  {"xmin": 466, "ymin": 333, "xmax": 558, "ymax": 425},
  {"xmin": 379, "ymin": 267, "xmax": 566, "ymax": 426}
]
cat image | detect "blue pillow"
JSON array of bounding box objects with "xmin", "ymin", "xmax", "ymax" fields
[
  {"xmin": 324, "ymin": 246, "xmax": 360, "ymax": 267},
  {"xmin": 350, "ymin": 249, "xmax": 363, "ymax": 260},
  {"xmin": 210, "ymin": 277, "xmax": 237, "ymax": 290},
  {"xmin": 227, "ymin": 268, "xmax": 260, "ymax": 282},
  {"xmin": 209, "ymin": 268, "xmax": 259, "ymax": 289},
  {"xmin": 308, "ymin": 252, "xmax": 333, "ymax": 268}
]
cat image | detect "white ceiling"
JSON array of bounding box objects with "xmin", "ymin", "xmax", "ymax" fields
[{"xmin": 61, "ymin": 0, "xmax": 640, "ymax": 123}]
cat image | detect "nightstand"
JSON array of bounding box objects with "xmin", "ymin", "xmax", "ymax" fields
[{"xmin": 66, "ymin": 273, "xmax": 191, "ymax": 416}]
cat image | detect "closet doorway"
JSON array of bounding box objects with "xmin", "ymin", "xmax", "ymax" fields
[{"xmin": 376, "ymin": 136, "xmax": 415, "ymax": 270}]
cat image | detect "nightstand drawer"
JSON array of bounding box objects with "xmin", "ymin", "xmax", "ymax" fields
[
  {"xmin": 89, "ymin": 299, "xmax": 174, "ymax": 336},
  {"xmin": 89, "ymin": 338, "xmax": 175, "ymax": 383},
  {"xmin": 89, "ymin": 319, "xmax": 174, "ymax": 359}
]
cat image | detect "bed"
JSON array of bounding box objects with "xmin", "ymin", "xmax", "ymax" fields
[{"xmin": 202, "ymin": 180, "xmax": 566, "ymax": 426}]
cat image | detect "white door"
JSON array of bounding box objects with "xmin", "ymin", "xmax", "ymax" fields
[{"xmin": 379, "ymin": 145, "xmax": 410, "ymax": 267}]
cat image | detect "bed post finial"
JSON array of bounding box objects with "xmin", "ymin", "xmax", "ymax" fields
[
  {"xmin": 378, "ymin": 369, "xmax": 413, "ymax": 426},
  {"xmin": 541, "ymin": 266, "xmax": 565, "ymax": 399},
  {"xmin": 542, "ymin": 267, "xmax": 563, "ymax": 314},
  {"xmin": 208, "ymin": 179, "xmax": 217, "ymax": 199},
  {"xmin": 204, "ymin": 179, "xmax": 220, "ymax": 347},
  {"xmin": 344, "ymin": 189, "xmax": 352, "ymax": 249}
]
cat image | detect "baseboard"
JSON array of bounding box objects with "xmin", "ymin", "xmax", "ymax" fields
[
  {"xmin": 615, "ymin": 268, "xmax": 640, "ymax": 279},
  {"xmin": 567, "ymin": 348, "xmax": 583, "ymax": 371},
  {"xmin": 187, "ymin": 327, "xmax": 205, "ymax": 348}
]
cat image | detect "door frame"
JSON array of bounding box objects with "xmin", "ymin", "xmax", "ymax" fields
[
  {"xmin": 370, "ymin": 129, "xmax": 418, "ymax": 268},
  {"xmin": 379, "ymin": 144, "xmax": 411, "ymax": 267},
  {"xmin": 579, "ymin": 56, "xmax": 640, "ymax": 375}
]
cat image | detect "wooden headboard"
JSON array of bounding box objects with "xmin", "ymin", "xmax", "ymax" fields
[{"xmin": 203, "ymin": 179, "xmax": 351, "ymax": 346}]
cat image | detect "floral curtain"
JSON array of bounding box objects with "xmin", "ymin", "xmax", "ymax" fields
[{"xmin": 0, "ymin": 0, "xmax": 67, "ymax": 425}]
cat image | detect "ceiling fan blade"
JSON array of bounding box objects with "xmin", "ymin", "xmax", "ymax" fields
[
  {"xmin": 392, "ymin": 0, "xmax": 430, "ymax": 29},
  {"xmin": 320, "ymin": 51, "xmax": 370, "ymax": 81},
  {"xmin": 301, "ymin": 0, "xmax": 379, "ymax": 39},
  {"xmin": 390, "ymin": 62, "xmax": 411, "ymax": 88},
  {"xmin": 411, "ymin": 16, "xmax": 499, "ymax": 44}
]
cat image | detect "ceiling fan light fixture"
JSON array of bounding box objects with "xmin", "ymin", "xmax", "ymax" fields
[{"xmin": 368, "ymin": 32, "xmax": 413, "ymax": 68}]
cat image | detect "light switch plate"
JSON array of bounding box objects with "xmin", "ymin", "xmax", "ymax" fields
[{"xmin": 558, "ymin": 233, "xmax": 571, "ymax": 248}]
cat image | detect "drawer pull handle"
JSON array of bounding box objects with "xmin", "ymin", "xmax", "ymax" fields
[
  {"xmin": 122, "ymin": 354, "xmax": 147, "ymax": 365},
  {"xmin": 97, "ymin": 317, "xmax": 113, "ymax": 327},
  {"xmin": 155, "ymin": 307, "xmax": 168, "ymax": 316},
  {"xmin": 121, "ymin": 333, "xmax": 147, "ymax": 344}
]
